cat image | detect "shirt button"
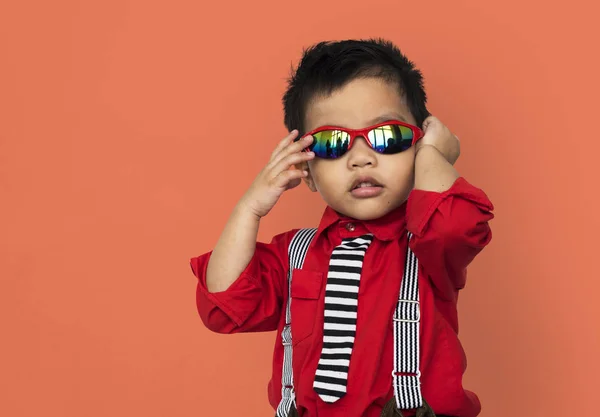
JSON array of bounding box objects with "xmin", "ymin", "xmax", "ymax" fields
[{"xmin": 346, "ymin": 223, "xmax": 355, "ymax": 232}]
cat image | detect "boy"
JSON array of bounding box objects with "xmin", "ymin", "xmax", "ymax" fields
[{"xmin": 190, "ymin": 39, "xmax": 494, "ymax": 417}]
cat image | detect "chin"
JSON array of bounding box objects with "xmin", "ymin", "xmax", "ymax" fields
[{"xmin": 334, "ymin": 199, "xmax": 396, "ymax": 221}]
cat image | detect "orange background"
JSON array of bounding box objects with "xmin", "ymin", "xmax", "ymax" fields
[{"xmin": 1, "ymin": 1, "xmax": 598, "ymax": 416}]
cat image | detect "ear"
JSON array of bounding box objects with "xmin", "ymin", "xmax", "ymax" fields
[{"xmin": 296, "ymin": 161, "xmax": 318, "ymax": 192}]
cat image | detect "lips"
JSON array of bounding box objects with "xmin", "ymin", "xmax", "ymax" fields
[{"xmin": 350, "ymin": 176, "xmax": 383, "ymax": 191}]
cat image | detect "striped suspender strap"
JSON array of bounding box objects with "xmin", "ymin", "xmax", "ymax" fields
[
  {"xmin": 393, "ymin": 232, "xmax": 423, "ymax": 409},
  {"xmin": 276, "ymin": 228, "xmax": 318, "ymax": 417}
]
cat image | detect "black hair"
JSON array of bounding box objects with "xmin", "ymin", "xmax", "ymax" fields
[{"xmin": 283, "ymin": 38, "xmax": 429, "ymax": 135}]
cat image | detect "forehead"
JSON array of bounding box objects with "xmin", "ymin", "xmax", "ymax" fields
[{"xmin": 304, "ymin": 77, "xmax": 416, "ymax": 131}]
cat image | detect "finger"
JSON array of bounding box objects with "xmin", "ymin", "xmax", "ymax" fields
[
  {"xmin": 269, "ymin": 150, "xmax": 315, "ymax": 179},
  {"xmin": 270, "ymin": 130, "xmax": 299, "ymax": 161},
  {"xmin": 285, "ymin": 177, "xmax": 303, "ymax": 191},
  {"xmin": 268, "ymin": 135, "xmax": 313, "ymax": 169},
  {"xmin": 422, "ymin": 116, "xmax": 439, "ymax": 131},
  {"xmin": 272, "ymin": 167, "xmax": 308, "ymax": 190}
]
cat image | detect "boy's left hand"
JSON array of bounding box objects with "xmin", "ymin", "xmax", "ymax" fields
[{"xmin": 416, "ymin": 116, "xmax": 460, "ymax": 165}]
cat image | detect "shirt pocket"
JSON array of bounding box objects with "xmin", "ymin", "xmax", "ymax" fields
[{"xmin": 290, "ymin": 269, "xmax": 323, "ymax": 346}]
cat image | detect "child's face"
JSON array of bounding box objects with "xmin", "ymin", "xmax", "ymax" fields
[{"xmin": 302, "ymin": 77, "xmax": 417, "ymax": 221}]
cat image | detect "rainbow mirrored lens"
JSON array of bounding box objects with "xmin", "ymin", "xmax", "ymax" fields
[
  {"xmin": 308, "ymin": 124, "xmax": 414, "ymax": 158},
  {"xmin": 309, "ymin": 130, "xmax": 351, "ymax": 159}
]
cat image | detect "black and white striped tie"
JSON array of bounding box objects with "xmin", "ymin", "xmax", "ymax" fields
[{"xmin": 313, "ymin": 234, "xmax": 373, "ymax": 403}]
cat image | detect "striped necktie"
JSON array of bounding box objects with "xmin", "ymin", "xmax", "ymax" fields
[{"xmin": 313, "ymin": 234, "xmax": 373, "ymax": 403}]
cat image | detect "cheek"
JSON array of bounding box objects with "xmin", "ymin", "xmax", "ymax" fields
[
  {"xmin": 387, "ymin": 152, "xmax": 415, "ymax": 187},
  {"xmin": 309, "ymin": 160, "xmax": 344, "ymax": 194},
  {"xmin": 401, "ymin": 149, "xmax": 416, "ymax": 173}
]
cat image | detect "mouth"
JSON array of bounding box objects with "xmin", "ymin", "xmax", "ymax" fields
[{"xmin": 350, "ymin": 176, "xmax": 384, "ymax": 191}]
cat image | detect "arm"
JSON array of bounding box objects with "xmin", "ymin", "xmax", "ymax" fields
[
  {"xmin": 205, "ymin": 130, "xmax": 314, "ymax": 293},
  {"xmin": 192, "ymin": 130, "xmax": 315, "ymax": 333},
  {"xmin": 414, "ymin": 115, "xmax": 460, "ymax": 193},
  {"xmin": 408, "ymin": 117, "xmax": 494, "ymax": 300},
  {"xmin": 191, "ymin": 231, "xmax": 293, "ymax": 334},
  {"xmin": 408, "ymin": 179, "xmax": 493, "ymax": 300},
  {"xmin": 205, "ymin": 203, "xmax": 261, "ymax": 293},
  {"xmin": 414, "ymin": 144, "xmax": 459, "ymax": 193}
]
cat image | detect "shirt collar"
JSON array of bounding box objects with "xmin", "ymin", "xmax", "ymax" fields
[{"xmin": 316, "ymin": 203, "xmax": 407, "ymax": 242}]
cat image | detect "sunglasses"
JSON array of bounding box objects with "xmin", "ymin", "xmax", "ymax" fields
[{"xmin": 298, "ymin": 120, "xmax": 424, "ymax": 159}]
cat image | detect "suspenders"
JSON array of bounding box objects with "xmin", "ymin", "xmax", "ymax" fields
[
  {"xmin": 276, "ymin": 228, "xmax": 423, "ymax": 415},
  {"xmin": 276, "ymin": 228, "xmax": 318, "ymax": 417},
  {"xmin": 393, "ymin": 232, "xmax": 422, "ymax": 410}
]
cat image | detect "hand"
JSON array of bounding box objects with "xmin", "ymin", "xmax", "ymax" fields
[
  {"xmin": 415, "ymin": 116, "xmax": 460, "ymax": 165},
  {"xmin": 239, "ymin": 131, "xmax": 314, "ymax": 218}
]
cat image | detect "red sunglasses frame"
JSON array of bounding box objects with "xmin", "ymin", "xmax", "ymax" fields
[{"xmin": 299, "ymin": 120, "xmax": 424, "ymax": 156}]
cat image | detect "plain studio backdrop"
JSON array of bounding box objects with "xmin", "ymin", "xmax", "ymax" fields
[{"xmin": 1, "ymin": 1, "xmax": 598, "ymax": 416}]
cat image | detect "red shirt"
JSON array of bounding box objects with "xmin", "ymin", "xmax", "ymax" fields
[{"xmin": 191, "ymin": 177, "xmax": 494, "ymax": 417}]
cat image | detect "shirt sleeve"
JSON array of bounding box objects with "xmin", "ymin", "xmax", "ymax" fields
[
  {"xmin": 406, "ymin": 177, "xmax": 494, "ymax": 301},
  {"xmin": 190, "ymin": 230, "xmax": 294, "ymax": 334}
]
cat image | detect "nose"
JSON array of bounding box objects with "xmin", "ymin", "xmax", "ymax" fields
[{"xmin": 346, "ymin": 136, "xmax": 377, "ymax": 168}]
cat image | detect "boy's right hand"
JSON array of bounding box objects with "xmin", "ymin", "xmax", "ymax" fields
[{"xmin": 240, "ymin": 130, "xmax": 314, "ymax": 218}]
